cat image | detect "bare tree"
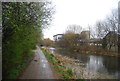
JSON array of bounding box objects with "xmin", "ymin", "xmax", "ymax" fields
[
  {"xmin": 66, "ymin": 24, "xmax": 82, "ymax": 34},
  {"xmin": 106, "ymin": 9, "xmax": 118, "ymax": 32},
  {"xmin": 96, "ymin": 20, "xmax": 106, "ymax": 39},
  {"xmin": 88, "ymin": 25, "xmax": 97, "ymax": 38},
  {"xmin": 96, "ymin": 9, "xmax": 118, "ymax": 38},
  {"xmin": 56, "ymin": 24, "xmax": 91, "ymax": 52},
  {"xmin": 95, "ymin": 9, "xmax": 118, "ymax": 52}
]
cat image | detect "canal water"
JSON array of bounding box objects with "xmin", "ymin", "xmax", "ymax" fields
[{"xmin": 49, "ymin": 47, "xmax": 120, "ymax": 78}]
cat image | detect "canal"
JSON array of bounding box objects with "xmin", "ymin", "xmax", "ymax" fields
[{"xmin": 49, "ymin": 47, "xmax": 120, "ymax": 79}]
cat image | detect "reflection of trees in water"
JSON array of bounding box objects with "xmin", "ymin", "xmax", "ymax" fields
[
  {"xmin": 86, "ymin": 56, "xmax": 108, "ymax": 74},
  {"xmin": 102, "ymin": 56, "xmax": 120, "ymax": 74},
  {"xmin": 76, "ymin": 54, "xmax": 89, "ymax": 63},
  {"xmin": 55, "ymin": 49, "xmax": 89, "ymax": 63}
]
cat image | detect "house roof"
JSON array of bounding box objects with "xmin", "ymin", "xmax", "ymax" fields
[
  {"xmin": 102, "ymin": 31, "xmax": 120, "ymax": 40},
  {"xmin": 53, "ymin": 34, "xmax": 63, "ymax": 37}
]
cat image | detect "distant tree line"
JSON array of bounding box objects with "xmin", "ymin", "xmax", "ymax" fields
[
  {"xmin": 2, "ymin": 2, "xmax": 54, "ymax": 79},
  {"xmin": 56, "ymin": 8, "xmax": 120, "ymax": 54}
]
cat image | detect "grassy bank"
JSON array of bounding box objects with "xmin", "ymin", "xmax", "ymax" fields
[{"xmin": 41, "ymin": 48, "xmax": 75, "ymax": 79}]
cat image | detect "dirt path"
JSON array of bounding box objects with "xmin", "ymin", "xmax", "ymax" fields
[{"xmin": 19, "ymin": 46, "xmax": 55, "ymax": 79}]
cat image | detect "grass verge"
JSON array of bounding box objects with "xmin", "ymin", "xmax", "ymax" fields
[{"xmin": 41, "ymin": 48, "xmax": 75, "ymax": 79}]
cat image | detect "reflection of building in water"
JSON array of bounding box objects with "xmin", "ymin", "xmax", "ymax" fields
[{"xmin": 86, "ymin": 56, "xmax": 108, "ymax": 74}]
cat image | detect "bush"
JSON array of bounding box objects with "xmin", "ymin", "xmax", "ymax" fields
[{"xmin": 67, "ymin": 68, "xmax": 73, "ymax": 75}]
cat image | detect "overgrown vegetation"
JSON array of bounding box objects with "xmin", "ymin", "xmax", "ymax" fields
[
  {"xmin": 41, "ymin": 48, "xmax": 74, "ymax": 79},
  {"xmin": 2, "ymin": 2, "xmax": 54, "ymax": 79}
]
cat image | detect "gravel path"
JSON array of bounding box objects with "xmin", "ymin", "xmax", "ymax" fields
[{"xmin": 19, "ymin": 46, "xmax": 55, "ymax": 79}]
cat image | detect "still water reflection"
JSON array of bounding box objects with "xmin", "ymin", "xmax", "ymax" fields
[{"xmin": 49, "ymin": 48, "xmax": 120, "ymax": 78}]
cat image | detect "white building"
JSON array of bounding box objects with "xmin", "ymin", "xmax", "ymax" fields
[{"xmin": 53, "ymin": 34, "xmax": 63, "ymax": 41}]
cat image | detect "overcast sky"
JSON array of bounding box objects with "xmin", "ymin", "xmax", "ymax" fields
[{"xmin": 43, "ymin": 0, "xmax": 119, "ymax": 40}]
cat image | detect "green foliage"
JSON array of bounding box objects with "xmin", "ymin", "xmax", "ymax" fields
[
  {"xmin": 63, "ymin": 74, "xmax": 71, "ymax": 78},
  {"xmin": 60, "ymin": 65, "xmax": 65, "ymax": 68},
  {"xmin": 2, "ymin": 2, "xmax": 54, "ymax": 79},
  {"xmin": 67, "ymin": 68, "xmax": 73, "ymax": 75},
  {"xmin": 58, "ymin": 60, "xmax": 61, "ymax": 64}
]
